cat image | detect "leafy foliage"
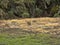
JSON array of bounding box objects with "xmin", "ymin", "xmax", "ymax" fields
[{"xmin": 0, "ymin": 0, "xmax": 60, "ymax": 19}]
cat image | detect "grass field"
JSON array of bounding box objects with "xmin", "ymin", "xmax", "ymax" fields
[
  {"xmin": 0, "ymin": 18, "xmax": 60, "ymax": 45},
  {"xmin": 0, "ymin": 28, "xmax": 60, "ymax": 45}
]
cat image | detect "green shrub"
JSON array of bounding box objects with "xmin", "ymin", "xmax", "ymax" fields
[{"xmin": 22, "ymin": 12, "xmax": 30, "ymax": 18}]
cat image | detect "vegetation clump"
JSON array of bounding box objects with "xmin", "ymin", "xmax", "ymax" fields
[{"xmin": 0, "ymin": 0, "xmax": 60, "ymax": 19}]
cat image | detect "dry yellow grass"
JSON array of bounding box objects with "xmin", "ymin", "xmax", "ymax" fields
[{"xmin": 0, "ymin": 17, "xmax": 60, "ymax": 33}]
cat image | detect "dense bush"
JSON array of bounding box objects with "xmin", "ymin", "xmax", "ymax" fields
[{"xmin": 0, "ymin": 0, "xmax": 60, "ymax": 19}]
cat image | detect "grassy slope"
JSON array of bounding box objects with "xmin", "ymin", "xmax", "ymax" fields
[
  {"xmin": 0, "ymin": 18, "xmax": 60, "ymax": 45},
  {"xmin": 0, "ymin": 31, "xmax": 60, "ymax": 45}
]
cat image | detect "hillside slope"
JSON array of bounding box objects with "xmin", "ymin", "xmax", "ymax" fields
[{"xmin": 0, "ymin": 18, "xmax": 60, "ymax": 45}]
